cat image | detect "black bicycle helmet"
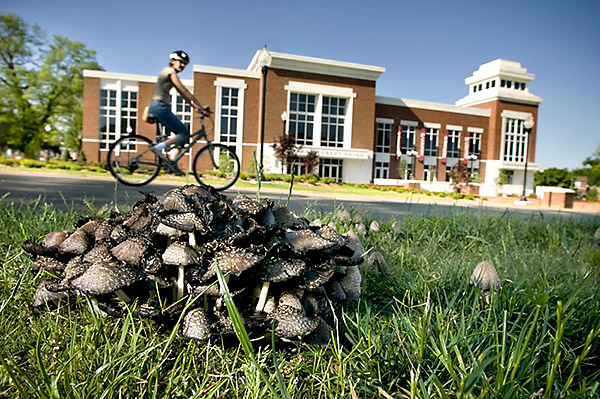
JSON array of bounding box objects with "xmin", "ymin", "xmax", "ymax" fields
[{"xmin": 170, "ymin": 50, "xmax": 190, "ymax": 64}]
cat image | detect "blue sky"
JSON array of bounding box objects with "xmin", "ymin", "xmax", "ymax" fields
[{"xmin": 3, "ymin": 0, "xmax": 599, "ymax": 170}]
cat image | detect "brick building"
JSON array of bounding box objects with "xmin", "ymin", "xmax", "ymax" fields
[{"xmin": 82, "ymin": 49, "xmax": 542, "ymax": 196}]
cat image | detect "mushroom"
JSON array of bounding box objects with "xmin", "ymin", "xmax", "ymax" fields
[
  {"xmin": 111, "ymin": 236, "xmax": 150, "ymax": 266},
  {"xmin": 158, "ymin": 188, "xmax": 192, "ymax": 213},
  {"xmin": 70, "ymin": 259, "xmax": 144, "ymax": 297},
  {"xmin": 273, "ymin": 292, "xmax": 318, "ymax": 338},
  {"xmin": 32, "ymin": 278, "xmax": 72, "ymax": 307},
  {"xmin": 58, "ymin": 229, "xmax": 91, "ymax": 256},
  {"xmin": 181, "ymin": 307, "xmax": 211, "ymax": 340},
  {"xmin": 162, "ymin": 241, "xmax": 201, "ymax": 299},
  {"xmin": 283, "ymin": 229, "xmax": 335, "ymax": 253},
  {"xmin": 470, "ymin": 261, "xmax": 501, "ymax": 301}
]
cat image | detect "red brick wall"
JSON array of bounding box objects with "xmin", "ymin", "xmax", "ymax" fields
[{"xmin": 82, "ymin": 76, "xmax": 100, "ymax": 163}]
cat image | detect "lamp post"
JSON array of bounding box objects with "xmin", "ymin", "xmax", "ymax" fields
[
  {"xmin": 520, "ymin": 115, "xmax": 535, "ymax": 202},
  {"xmin": 258, "ymin": 47, "xmax": 272, "ymax": 176},
  {"xmin": 407, "ymin": 149, "xmax": 418, "ymax": 180}
]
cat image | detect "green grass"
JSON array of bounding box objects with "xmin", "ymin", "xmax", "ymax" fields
[{"xmin": 1, "ymin": 199, "xmax": 599, "ymax": 398}]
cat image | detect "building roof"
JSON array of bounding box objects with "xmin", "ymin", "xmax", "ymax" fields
[{"xmin": 247, "ymin": 48, "xmax": 386, "ymax": 81}]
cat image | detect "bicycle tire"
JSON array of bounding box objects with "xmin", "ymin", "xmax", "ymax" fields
[
  {"xmin": 192, "ymin": 143, "xmax": 240, "ymax": 191},
  {"xmin": 107, "ymin": 135, "xmax": 161, "ymax": 186}
]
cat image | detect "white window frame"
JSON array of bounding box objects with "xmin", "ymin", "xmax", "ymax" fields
[
  {"xmin": 98, "ymin": 79, "xmax": 139, "ymax": 150},
  {"xmin": 501, "ymin": 110, "xmax": 532, "ymax": 163},
  {"xmin": 285, "ymin": 81, "xmax": 356, "ymax": 149},
  {"xmin": 375, "ymin": 118, "xmax": 393, "ymax": 154},
  {"xmin": 214, "ymin": 77, "xmax": 247, "ymax": 158}
]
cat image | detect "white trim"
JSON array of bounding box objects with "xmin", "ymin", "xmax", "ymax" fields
[
  {"xmin": 400, "ymin": 120, "xmax": 419, "ymax": 127},
  {"xmin": 376, "ymin": 117, "xmax": 394, "ymax": 124},
  {"xmin": 285, "ymin": 81, "xmax": 356, "ymax": 98},
  {"xmin": 501, "ymin": 110, "xmax": 533, "ymax": 120},
  {"xmin": 424, "ymin": 122, "xmax": 441, "ymax": 129},
  {"xmin": 377, "ymin": 96, "xmax": 491, "ymax": 117},
  {"xmin": 446, "ymin": 124, "xmax": 463, "ymax": 131},
  {"xmin": 214, "ymin": 77, "xmax": 248, "ymax": 89},
  {"xmin": 84, "ymin": 69, "xmax": 156, "ymax": 83},
  {"xmin": 248, "ymin": 50, "xmax": 385, "ymax": 81},
  {"xmin": 214, "ymin": 79, "xmax": 246, "ymax": 159},
  {"xmin": 467, "ymin": 127, "xmax": 484, "ymax": 133},
  {"xmin": 194, "ymin": 64, "xmax": 260, "ymax": 79}
]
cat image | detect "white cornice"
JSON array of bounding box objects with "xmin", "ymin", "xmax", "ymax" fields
[
  {"xmin": 377, "ymin": 96, "xmax": 490, "ymax": 117},
  {"xmin": 193, "ymin": 65, "xmax": 260, "ymax": 79},
  {"xmin": 247, "ymin": 50, "xmax": 385, "ymax": 81},
  {"xmin": 83, "ymin": 69, "xmax": 156, "ymax": 84},
  {"xmin": 465, "ymin": 59, "xmax": 535, "ymax": 84},
  {"xmin": 456, "ymin": 89, "xmax": 543, "ymax": 107}
]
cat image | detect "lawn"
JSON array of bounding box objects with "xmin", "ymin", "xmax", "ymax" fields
[{"xmin": 0, "ymin": 195, "xmax": 599, "ymax": 398}]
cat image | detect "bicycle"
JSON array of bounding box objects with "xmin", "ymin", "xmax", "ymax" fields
[{"xmin": 107, "ymin": 111, "xmax": 240, "ymax": 191}]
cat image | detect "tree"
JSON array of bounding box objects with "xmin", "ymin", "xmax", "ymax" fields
[
  {"xmin": 572, "ymin": 143, "xmax": 600, "ymax": 186},
  {"xmin": 271, "ymin": 132, "xmax": 300, "ymax": 174},
  {"xmin": 303, "ymin": 150, "xmax": 319, "ymax": 175},
  {"xmin": 449, "ymin": 162, "xmax": 469, "ymax": 193},
  {"xmin": 534, "ymin": 167, "xmax": 572, "ymax": 188},
  {"xmin": 0, "ymin": 14, "xmax": 102, "ymax": 158}
]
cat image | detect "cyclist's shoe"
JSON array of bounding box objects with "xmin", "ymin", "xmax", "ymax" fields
[
  {"xmin": 150, "ymin": 146, "xmax": 170, "ymax": 162},
  {"xmin": 168, "ymin": 164, "xmax": 186, "ymax": 177}
]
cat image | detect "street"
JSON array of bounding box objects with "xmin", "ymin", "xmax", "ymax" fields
[{"xmin": 1, "ymin": 169, "xmax": 598, "ymax": 222}]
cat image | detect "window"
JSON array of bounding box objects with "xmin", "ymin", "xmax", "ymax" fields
[
  {"xmin": 321, "ymin": 97, "xmax": 346, "ymax": 148},
  {"xmin": 285, "ymin": 81, "xmax": 355, "ymax": 149},
  {"xmin": 400, "ymin": 124, "xmax": 416, "ymax": 153},
  {"xmin": 424, "ymin": 127, "xmax": 438, "ymax": 156},
  {"xmin": 447, "ymin": 130, "xmax": 461, "ymax": 158},
  {"xmin": 491, "ymin": 80, "xmax": 496, "ymax": 88},
  {"xmin": 376, "ymin": 122, "xmax": 392, "ymax": 153},
  {"xmin": 289, "ymin": 93, "xmax": 315, "ymax": 146},
  {"xmin": 219, "ymin": 87, "xmax": 239, "ymax": 144},
  {"xmin": 503, "ymin": 118, "xmax": 528, "ymax": 163},
  {"xmin": 424, "ymin": 164, "xmax": 436, "ymax": 182},
  {"xmin": 99, "ymin": 88, "xmax": 137, "ymax": 150},
  {"xmin": 174, "ymin": 95, "xmax": 192, "ymax": 130},
  {"xmin": 375, "ymin": 161, "xmax": 389, "ymax": 179},
  {"xmin": 319, "ymin": 158, "xmax": 343, "ymax": 182},
  {"xmin": 468, "ymin": 131, "xmax": 482, "ymax": 158}
]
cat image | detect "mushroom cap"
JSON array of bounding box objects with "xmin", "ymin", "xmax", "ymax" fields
[
  {"xmin": 123, "ymin": 205, "xmax": 153, "ymax": 231},
  {"xmin": 301, "ymin": 260, "xmax": 336, "ymax": 290},
  {"xmin": 338, "ymin": 266, "xmax": 361, "ymax": 300},
  {"xmin": 160, "ymin": 212, "xmax": 209, "ymax": 234},
  {"xmin": 303, "ymin": 317, "xmax": 335, "ymax": 348},
  {"xmin": 111, "ymin": 236, "xmax": 150, "ymax": 266},
  {"xmin": 274, "ymin": 293, "xmax": 318, "ymax": 338},
  {"xmin": 159, "ymin": 188, "xmax": 192, "ymax": 213},
  {"xmin": 470, "ymin": 261, "xmax": 501, "ymax": 292},
  {"xmin": 93, "ymin": 221, "xmax": 114, "ymax": 242},
  {"xmin": 162, "ymin": 241, "xmax": 200, "ymax": 266},
  {"xmin": 32, "ymin": 278, "xmax": 72, "ymax": 307},
  {"xmin": 155, "ymin": 222, "xmax": 187, "ymax": 239},
  {"xmin": 58, "ymin": 229, "xmax": 91, "ymax": 256},
  {"xmin": 271, "ymin": 205, "xmax": 308, "ymax": 230},
  {"xmin": 261, "ymin": 257, "xmax": 306, "ymax": 283},
  {"xmin": 41, "ymin": 230, "xmax": 69, "ymax": 253},
  {"xmin": 204, "ymin": 246, "xmax": 263, "ymax": 278},
  {"xmin": 284, "ymin": 229, "xmax": 335, "ymax": 253},
  {"xmin": 316, "ymin": 225, "xmax": 348, "ymax": 247},
  {"xmin": 70, "ymin": 259, "xmax": 144, "ymax": 295},
  {"xmin": 64, "ymin": 255, "xmax": 90, "ymax": 281},
  {"xmin": 231, "ymin": 195, "xmax": 267, "ymax": 216},
  {"xmin": 181, "ymin": 307, "xmax": 212, "ymax": 340},
  {"xmin": 31, "ymin": 256, "xmax": 66, "ymax": 273},
  {"xmin": 83, "ymin": 241, "xmax": 113, "ymax": 264}
]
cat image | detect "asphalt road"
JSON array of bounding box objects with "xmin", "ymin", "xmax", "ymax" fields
[{"xmin": 1, "ymin": 169, "xmax": 598, "ymax": 222}]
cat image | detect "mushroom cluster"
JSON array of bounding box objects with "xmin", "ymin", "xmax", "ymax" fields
[{"xmin": 22, "ymin": 184, "xmax": 365, "ymax": 346}]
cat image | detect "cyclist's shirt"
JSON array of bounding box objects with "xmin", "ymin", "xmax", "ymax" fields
[{"xmin": 151, "ymin": 67, "xmax": 176, "ymax": 103}]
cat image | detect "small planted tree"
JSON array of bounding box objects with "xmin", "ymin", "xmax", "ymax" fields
[
  {"xmin": 303, "ymin": 150, "xmax": 319, "ymax": 176},
  {"xmin": 272, "ymin": 133, "xmax": 300, "ymax": 174},
  {"xmin": 450, "ymin": 162, "xmax": 469, "ymax": 194}
]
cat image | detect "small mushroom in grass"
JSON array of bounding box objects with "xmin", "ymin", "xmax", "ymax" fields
[
  {"xmin": 181, "ymin": 307, "xmax": 212, "ymax": 340},
  {"xmin": 470, "ymin": 261, "xmax": 501, "ymax": 300},
  {"xmin": 33, "ymin": 278, "xmax": 72, "ymax": 307},
  {"xmin": 162, "ymin": 241, "xmax": 201, "ymax": 299},
  {"xmin": 274, "ymin": 292, "xmax": 319, "ymax": 338}
]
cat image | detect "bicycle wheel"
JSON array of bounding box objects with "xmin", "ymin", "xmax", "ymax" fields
[
  {"xmin": 192, "ymin": 143, "xmax": 240, "ymax": 191},
  {"xmin": 107, "ymin": 135, "xmax": 161, "ymax": 186}
]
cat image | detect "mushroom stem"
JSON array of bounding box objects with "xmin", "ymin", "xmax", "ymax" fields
[
  {"xmin": 175, "ymin": 265, "xmax": 185, "ymax": 300},
  {"xmin": 255, "ymin": 282, "xmax": 270, "ymax": 312}
]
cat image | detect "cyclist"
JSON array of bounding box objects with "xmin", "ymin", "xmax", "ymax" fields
[{"xmin": 148, "ymin": 50, "xmax": 209, "ymax": 175}]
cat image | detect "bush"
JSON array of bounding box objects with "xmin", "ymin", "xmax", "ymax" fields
[
  {"xmin": 20, "ymin": 159, "xmax": 46, "ymax": 168},
  {"xmin": 0, "ymin": 157, "xmax": 18, "ymax": 166},
  {"xmin": 586, "ymin": 187, "xmax": 598, "ymax": 202}
]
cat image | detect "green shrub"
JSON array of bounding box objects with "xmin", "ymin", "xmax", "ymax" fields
[
  {"xmin": 586, "ymin": 188, "xmax": 598, "ymax": 202},
  {"xmin": 20, "ymin": 159, "xmax": 46, "ymax": 168},
  {"xmin": 0, "ymin": 157, "xmax": 19, "ymax": 166}
]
